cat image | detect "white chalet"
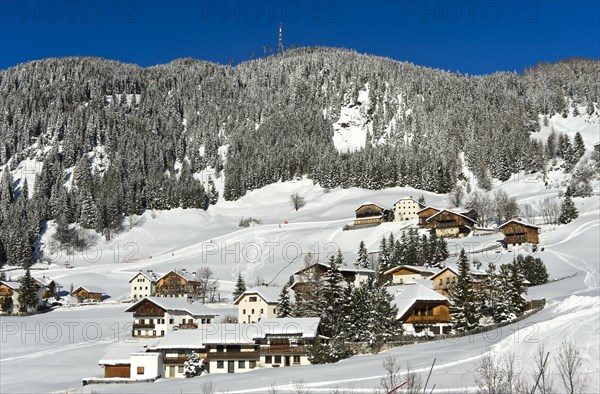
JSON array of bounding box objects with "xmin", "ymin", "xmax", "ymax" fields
[
  {"xmin": 234, "ymin": 286, "xmax": 281, "ymax": 324},
  {"xmin": 393, "ymin": 197, "xmax": 426, "ymax": 222},
  {"xmin": 125, "ymin": 296, "xmax": 217, "ymax": 338},
  {"xmin": 129, "ymin": 270, "xmax": 163, "ymax": 300}
]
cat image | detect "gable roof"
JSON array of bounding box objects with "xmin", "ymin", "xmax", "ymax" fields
[
  {"xmin": 129, "ymin": 270, "xmax": 163, "ymax": 283},
  {"xmin": 157, "ymin": 270, "xmax": 197, "ymax": 283},
  {"xmin": 416, "ymin": 206, "xmax": 440, "ymax": 215},
  {"xmin": 425, "ymin": 209, "xmax": 476, "ymax": 224},
  {"xmin": 355, "ymin": 202, "xmax": 386, "ymax": 212},
  {"xmin": 293, "ymin": 262, "xmax": 375, "ymax": 277},
  {"xmin": 394, "ymin": 197, "xmax": 425, "ymax": 207},
  {"xmin": 33, "ymin": 276, "xmax": 55, "ymax": 287},
  {"xmin": 125, "ymin": 296, "xmax": 217, "ymax": 316},
  {"xmin": 388, "ymin": 284, "xmax": 449, "ymax": 320},
  {"xmin": 0, "ymin": 281, "xmax": 20, "ymax": 290},
  {"xmin": 383, "ymin": 265, "xmax": 438, "ymax": 276},
  {"xmin": 429, "ymin": 266, "xmax": 459, "ymax": 281},
  {"xmin": 73, "ymin": 285, "xmax": 105, "ymax": 294},
  {"xmin": 234, "ymin": 286, "xmax": 282, "ymax": 305},
  {"xmin": 498, "ymin": 219, "xmax": 541, "ymax": 230}
]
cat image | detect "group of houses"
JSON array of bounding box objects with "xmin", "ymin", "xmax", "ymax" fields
[
  {"xmin": 353, "ymin": 197, "xmax": 541, "ymax": 245},
  {"xmin": 0, "ymin": 275, "xmax": 57, "ymax": 313},
  {"xmin": 129, "ymin": 269, "xmax": 208, "ymax": 299}
]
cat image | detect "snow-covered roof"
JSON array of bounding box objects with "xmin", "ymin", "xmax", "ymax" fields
[
  {"xmin": 498, "ymin": 219, "xmax": 541, "ymax": 230},
  {"xmin": 74, "ymin": 285, "xmax": 105, "ymax": 294},
  {"xmin": 258, "ymin": 317, "xmax": 321, "ymax": 338},
  {"xmin": 383, "ymin": 265, "xmax": 438, "ymax": 276},
  {"xmin": 393, "ymin": 197, "xmax": 425, "ymax": 207},
  {"xmin": 153, "ymin": 318, "xmax": 321, "ymax": 349},
  {"xmin": 416, "ymin": 206, "xmax": 440, "ymax": 215},
  {"xmin": 354, "ymin": 215, "xmax": 384, "ymax": 220},
  {"xmin": 429, "ymin": 266, "xmax": 459, "ymax": 281},
  {"xmin": 98, "ymin": 342, "xmax": 152, "ymax": 365},
  {"xmin": 33, "ymin": 276, "xmax": 55, "ymax": 286},
  {"xmin": 157, "ymin": 270, "xmax": 197, "ymax": 283},
  {"xmin": 234, "ymin": 286, "xmax": 282, "ymax": 305},
  {"xmin": 388, "ymin": 284, "xmax": 449, "ymax": 320},
  {"xmin": 0, "ymin": 281, "xmax": 20, "ymax": 290},
  {"xmin": 294, "ymin": 262, "xmax": 375, "ymax": 276},
  {"xmin": 125, "ymin": 297, "xmax": 217, "ymax": 317},
  {"xmin": 354, "ymin": 202, "xmax": 386, "ymax": 211},
  {"xmin": 425, "ymin": 209, "xmax": 476, "ymax": 224},
  {"xmin": 128, "ymin": 270, "xmax": 163, "ymax": 283}
]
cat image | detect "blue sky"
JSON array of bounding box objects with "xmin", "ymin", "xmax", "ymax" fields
[{"xmin": 0, "ymin": 0, "xmax": 598, "ymax": 74}]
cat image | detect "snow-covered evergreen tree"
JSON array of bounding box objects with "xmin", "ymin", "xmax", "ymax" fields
[
  {"xmin": 356, "ymin": 241, "xmax": 369, "ymax": 268},
  {"xmin": 450, "ymin": 249, "xmax": 481, "ymax": 332},
  {"xmin": 183, "ymin": 353, "xmax": 206, "ymax": 377},
  {"xmin": 232, "ymin": 273, "xmax": 246, "ymax": 300},
  {"xmin": 559, "ymin": 187, "xmax": 579, "ymax": 224},
  {"xmin": 18, "ymin": 269, "xmax": 38, "ymax": 313},
  {"xmin": 276, "ymin": 285, "xmax": 292, "ymax": 318}
]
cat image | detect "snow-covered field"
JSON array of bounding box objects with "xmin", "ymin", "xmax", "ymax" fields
[{"xmin": 0, "ymin": 114, "xmax": 599, "ymax": 393}]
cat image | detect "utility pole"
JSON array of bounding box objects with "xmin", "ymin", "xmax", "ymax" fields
[{"xmin": 277, "ymin": 22, "xmax": 284, "ymax": 56}]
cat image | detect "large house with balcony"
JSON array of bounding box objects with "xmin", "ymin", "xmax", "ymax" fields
[
  {"xmin": 125, "ymin": 297, "xmax": 217, "ymax": 338},
  {"xmin": 155, "ymin": 269, "xmax": 200, "ymax": 298},
  {"xmin": 0, "ymin": 280, "xmax": 45, "ymax": 313},
  {"xmin": 424, "ymin": 209, "xmax": 477, "ymax": 238},
  {"xmin": 390, "ymin": 283, "xmax": 451, "ymax": 336},
  {"xmin": 95, "ymin": 317, "xmax": 323, "ymax": 380}
]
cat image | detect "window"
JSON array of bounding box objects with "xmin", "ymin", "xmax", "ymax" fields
[
  {"xmin": 238, "ymin": 361, "xmax": 245, "ymax": 368},
  {"xmin": 178, "ymin": 366, "xmax": 184, "ymax": 373},
  {"xmin": 265, "ymin": 356, "xmax": 272, "ymax": 364},
  {"xmin": 169, "ymin": 319, "xmax": 174, "ymax": 324},
  {"xmin": 249, "ymin": 296, "xmax": 257, "ymax": 302},
  {"xmin": 251, "ymin": 309, "xmax": 255, "ymax": 314},
  {"xmin": 249, "ymin": 361, "xmax": 256, "ymax": 369},
  {"xmin": 260, "ymin": 308, "xmax": 263, "ymax": 314},
  {"xmin": 274, "ymin": 356, "xmax": 282, "ymax": 364},
  {"xmin": 217, "ymin": 361, "xmax": 224, "ymax": 369},
  {"xmin": 217, "ymin": 345, "xmax": 224, "ymax": 352},
  {"xmin": 439, "ymin": 279, "xmax": 442, "ymax": 285},
  {"xmin": 242, "ymin": 309, "xmax": 246, "ymax": 314},
  {"xmin": 137, "ymin": 367, "xmax": 144, "ymax": 375},
  {"xmin": 293, "ymin": 356, "xmax": 300, "ymax": 364}
]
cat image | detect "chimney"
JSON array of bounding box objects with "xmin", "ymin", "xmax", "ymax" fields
[{"xmin": 181, "ymin": 268, "xmax": 187, "ymax": 273}]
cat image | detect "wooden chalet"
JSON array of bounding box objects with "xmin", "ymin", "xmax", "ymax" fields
[
  {"xmin": 391, "ymin": 284, "xmax": 452, "ymax": 335},
  {"xmin": 417, "ymin": 207, "xmax": 441, "ymax": 228},
  {"xmin": 155, "ymin": 270, "xmax": 200, "ymax": 298},
  {"xmin": 34, "ymin": 276, "xmax": 57, "ymax": 298},
  {"xmin": 354, "ymin": 202, "xmax": 387, "ymax": 228},
  {"xmin": 425, "ymin": 209, "xmax": 477, "ymax": 238},
  {"xmin": 293, "ymin": 262, "xmax": 373, "ymax": 287},
  {"xmin": 499, "ymin": 220, "xmax": 540, "ymax": 245},
  {"xmin": 72, "ymin": 285, "xmax": 104, "ymax": 302}
]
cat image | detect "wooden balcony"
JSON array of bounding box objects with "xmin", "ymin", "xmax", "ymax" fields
[
  {"xmin": 133, "ymin": 312, "xmax": 163, "ymax": 318},
  {"xmin": 163, "ymin": 356, "xmax": 192, "ymax": 364},
  {"xmin": 260, "ymin": 345, "xmax": 307, "ymax": 355},
  {"xmin": 0, "ymin": 291, "xmax": 13, "ymax": 297},
  {"xmin": 207, "ymin": 352, "xmax": 259, "ymax": 361},
  {"xmin": 405, "ymin": 315, "xmax": 449, "ymax": 324},
  {"xmin": 133, "ymin": 323, "xmax": 155, "ymax": 329},
  {"xmin": 504, "ymin": 235, "xmax": 528, "ymax": 245}
]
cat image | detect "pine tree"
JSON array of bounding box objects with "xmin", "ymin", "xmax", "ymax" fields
[
  {"xmin": 418, "ymin": 195, "xmax": 426, "ymax": 206},
  {"xmin": 573, "ymin": 132, "xmax": 585, "ymax": 161},
  {"xmin": 322, "ymin": 251, "xmax": 346, "ymax": 337},
  {"xmin": 559, "ymin": 188, "xmax": 579, "ymax": 224},
  {"xmin": 208, "ymin": 176, "xmax": 219, "ymax": 205},
  {"xmin": 183, "ymin": 353, "xmax": 205, "ymax": 377},
  {"xmin": 232, "ymin": 273, "xmax": 246, "ymax": 300},
  {"xmin": 508, "ymin": 261, "xmax": 527, "ymax": 315},
  {"xmin": 450, "ymin": 249, "xmax": 481, "ymax": 332},
  {"xmin": 356, "ymin": 241, "xmax": 369, "ymax": 268},
  {"xmin": 515, "ymin": 255, "xmax": 549, "ymax": 286},
  {"xmin": 18, "ymin": 269, "xmax": 38, "ymax": 313},
  {"xmin": 276, "ymin": 285, "xmax": 292, "ymax": 318}
]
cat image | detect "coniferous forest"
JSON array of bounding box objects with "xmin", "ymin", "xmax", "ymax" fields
[{"xmin": 0, "ymin": 47, "xmax": 598, "ymax": 266}]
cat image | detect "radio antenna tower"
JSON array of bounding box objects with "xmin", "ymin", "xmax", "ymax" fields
[{"xmin": 278, "ymin": 23, "xmax": 284, "ymax": 56}]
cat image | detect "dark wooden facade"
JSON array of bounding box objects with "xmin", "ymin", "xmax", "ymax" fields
[
  {"xmin": 417, "ymin": 207, "xmax": 441, "ymax": 228},
  {"xmin": 499, "ymin": 221, "xmax": 540, "ymax": 245},
  {"xmin": 130, "ymin": 298, "xmax": 166, "ymax": 318},
  {"xmin": 354, "ymin": 203, "xmax": 386, "ymax": 226},
  {"xmin": 155, "ymin": 271, "xmax": 199, "ymax": 297},
  {"xmin": 401, "ymin": 301, "xmax": 451, "ymax": 325},
  {"xmin": 104, "ymin": 364, "xmax": 131, "ymax": 378},
  {"xmin": 426, "ymin": 210, "xmax": 476, "ymax": 238},
  {"xmin": 72, "ymin": 287, "xmax": 102, "ymax": 302}
]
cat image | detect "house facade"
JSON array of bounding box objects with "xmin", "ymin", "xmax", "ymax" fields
[
  {"xmin": 155, "ymin": 270, "xmax": 200, "ymax": 298},
  {"xmin": 393, "ymin": 198, "xmax": 425, "ymax": 222},
  {"xmin": 430, "ymin": 267, "xmax": 459, "ymax": 296},
  {"xmin": 125, "ymin": 297, "xmax": 217, "ymax": 338},
  {"xmin": 499, "ymin": 220, "xmax": 540, "ymax": 245},
  {"xmin": 425, "ymin": 209, "xmax": 477, "ymax": 238},
  {"xmin": 354, "ymin": 202, "xmax": 387, "ymax": 227},
  {"xmin": 72, "ymin": 285, "xmax": 104, "ymax": 302},
  {"xmin": 129, "ymin": 270, "xmax": 162, "ymax": 300},
  {"xmin": 417, "ymin": 207, "xmax": 441, "ymax": 228},
  {"xmin": 391, "ymin": 284, "xmax": 452, "ymax": 335},
  {"xmin": 33, "ymin": 276, "xmax": 57, "ymax": 299},
  {"xmin": 0, "ymin": 281, "xmax": 44, "ymax": 313},
  {"xmin": 234, "ymin": 287, "xmax": 281, "ymax": 324}
]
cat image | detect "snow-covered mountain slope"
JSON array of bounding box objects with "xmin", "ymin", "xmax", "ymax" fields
[{"xmin": 1, "ymin": 112, "xmax": 599, "ymax": 393}]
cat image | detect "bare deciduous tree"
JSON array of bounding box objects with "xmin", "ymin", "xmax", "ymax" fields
[
  {"xmin": 379, "ymin": 355, "xmax": 402, "ymax": 394},
  {"xmin": 555, "ymin": 341, "xmax": 587, "ymax": 394},
  {"xmin": 290, "ymin": 193, "xmax": 306, "ymax": 211},
  {"xmin": 531, "ymin": 344, "xmax": 553, "ymax": 394},
  {"xmin": 449, "ymin": 185, "xmax": 465, "ymax": 207},
  {"xmin": 195, "ymin": 267, "xmax": 220, "ymax": 303},
  {"xmin": 537, "ymin": 197, "xmax": 560, "ymax": 225},
  {"xmin": 494, "ymin": 190, "xmax": 520, "ymax": 223}
]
